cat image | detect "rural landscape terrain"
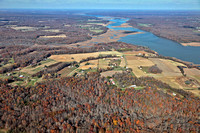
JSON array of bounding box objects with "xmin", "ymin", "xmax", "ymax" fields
[
  {"xmin": 89, "ymin": 10, "xmax": 200, "ymax": 46},
  {"xmin": 0, "ymin": 10, "xmax": 200, "ymax": 132}
]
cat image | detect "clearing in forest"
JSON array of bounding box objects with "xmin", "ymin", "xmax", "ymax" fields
[
  {"xmin": 39, "ymin": 34, "xmax": 67, "ymax": 38},
  {"xmin": 49, "ymin": 51, "xmax": 123, "ymax": 62}
]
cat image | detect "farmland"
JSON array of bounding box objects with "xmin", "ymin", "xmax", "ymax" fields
[
  {"xmin": 50, "ymin": 51, "xmax": 126, "ymax": 77},
  {"xmin": 0, "ymin": 10, "xmax": 200, "ymax": 133},
  {"xmin": 123, "ymin": 51, "xmax": 200, "ymax": 96},
  {"xmin": 49, "ymin": 51, "xmax": 123, "ymax": 62},
  {"xmin": 51, "ymin": 50, "xmax": 200, "ymax": 97},
  {"xmin": 1, "ymin": 46, "xmax": 199, "ymax": 96}
]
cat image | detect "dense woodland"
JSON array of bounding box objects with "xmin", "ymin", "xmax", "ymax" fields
[
  {"xmin": 0, "ymin": 10, "xmax": 108, "ymax": 45},
  {"xmin": 0, "ymin": 72, "xmax": 199, "ymax": 132}
]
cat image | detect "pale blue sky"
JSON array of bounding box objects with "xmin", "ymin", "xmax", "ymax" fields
[{"xmin": 0, "ymin": 0, "xmax": 199, "ymax": 10}]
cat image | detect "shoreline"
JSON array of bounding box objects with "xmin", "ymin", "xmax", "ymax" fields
[
  {"xmin": 126, "ymin": 23, "xmax": 200, "ymax": 47},
  {"xmin": 70, "ymin": 17, "xmax": 200, "ymax": 65},
  {"xmin": 112, "ymin": 23, "xmax": 133, "ymax": 28},
  {"xmin": 70, "ymin": 28, "xmax": 143, "ymax": 47},
  {"xmin": 181, "ymin": 42, "xmax": 200, "ymax": 47}
]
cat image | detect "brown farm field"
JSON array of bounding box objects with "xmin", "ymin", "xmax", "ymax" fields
[
  {"xmin": 99, "ymin": 59, "xmax": 110, "ymax": 69},
  {"xmin": 101, "ymin": 70, "xmax": 123, "ymax": 77},
  {"xmin": 125, "ymin": 55, "xmax": 155, "ymax": 77},
  {"xmin": 49, "ymin": 51, "xmax": 123, "ymax": 62},
  {"xmin": 79, "ymin": 60, "xmax": 99, "ymax": 70},
  {"xmin": 125, "ymin": 55, "xmax": 200, "ymax": 96},
  {"xmin": 184, "ymin": 68, "xmax": 200, "ymax": 81},
  {"xmin": 123, "ymin": 51, "xmax": 148, "ymax": 56},
  {"xmin": 149, "ymin": 58, "xmax": 183, "ymax": 77}
]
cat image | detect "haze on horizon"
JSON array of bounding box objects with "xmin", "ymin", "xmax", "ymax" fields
[{"xmin": 0, "ymin": 0, "xmax": 199, "ymax": 10}]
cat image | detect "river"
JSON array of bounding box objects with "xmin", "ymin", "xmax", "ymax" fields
[{"xmin": 87, "ymin": 15, "xmax": 200, "ymax": 64}]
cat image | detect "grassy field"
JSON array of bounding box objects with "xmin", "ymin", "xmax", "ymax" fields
[
  {"xmin": 26, "ymin": 77, "xmax": 42, "ymax": 86},
  {"xmin": 140, "ymin": 66, "xmax": 150, "ymax": 73}
]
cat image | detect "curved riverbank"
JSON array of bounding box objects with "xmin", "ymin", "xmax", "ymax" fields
[{"xmin": 105, "ymin": 17, "xmax": 200, "ymax": 65}]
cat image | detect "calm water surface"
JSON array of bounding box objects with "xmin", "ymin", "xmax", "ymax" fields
[{"xmin": 90, "ymin": 15, "xmax": 200, "ymax": 64}]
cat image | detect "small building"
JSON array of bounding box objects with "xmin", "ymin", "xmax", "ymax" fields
[
  {"xmin": 110, "ymin": 78, "xmax": 115, "ymax": 85},
  {"xmin": 129, "ymin": 85, "xmax": 137, "ymax": 88},
  {"xmin": 7, "ymin": 73, "xmax": 11, "ymax": 76},
  {"xmin": 16, "ymin": 68, "xmax": 21, "ymax": 71},
  {"xmin": 19, "ymin": 75, "xmax": 24, "ymax": 78}
]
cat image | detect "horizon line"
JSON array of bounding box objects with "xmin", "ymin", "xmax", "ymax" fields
[{"xmin": 0, "ymin": 8, "xmax": 200, "ymax": 11}]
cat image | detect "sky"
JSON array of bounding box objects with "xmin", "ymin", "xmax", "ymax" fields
[{"xmin": 0, "ymin": 0, "xmax": 199, "ymax": 10}]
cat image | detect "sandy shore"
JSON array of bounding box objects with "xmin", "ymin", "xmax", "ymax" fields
[
  {"xmin": 181, "ymin": 42, "xmax": 200, "ymax": 47},
  {"xmin": 70, "ymin": 28, "xmax": 143, "ymax": 47},
  {"xmin": 112, "ymin": 23, "xmax": 133, "ymax": 28},
  {"xmin": 68, "ymin": 22, "xmax": 143, "ymax": 47}
]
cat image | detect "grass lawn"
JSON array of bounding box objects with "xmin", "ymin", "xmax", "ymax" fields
[
  {"xmin": 134, "ymin": 86, "xmax": 145, "ymax": 90},
  {"xmin": 121, "ymin": 86, "xmax": 144, "ymax": 91},
  {"xmin": 26, "ymin": 77, "xmax": 42, "ymax": 87},
  {"xmin": 140, "ymin": 66, "xmax": 150, "ymax": 73}
]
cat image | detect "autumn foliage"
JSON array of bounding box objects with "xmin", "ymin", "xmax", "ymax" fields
[{"xmin": 0, "ymin": 72, "xmax": 199, "ymax": 132}]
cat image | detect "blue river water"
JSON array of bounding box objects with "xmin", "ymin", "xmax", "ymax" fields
[{"xmin": 88, "ymin": 15, "xmax": 200, "ymax": 64}]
